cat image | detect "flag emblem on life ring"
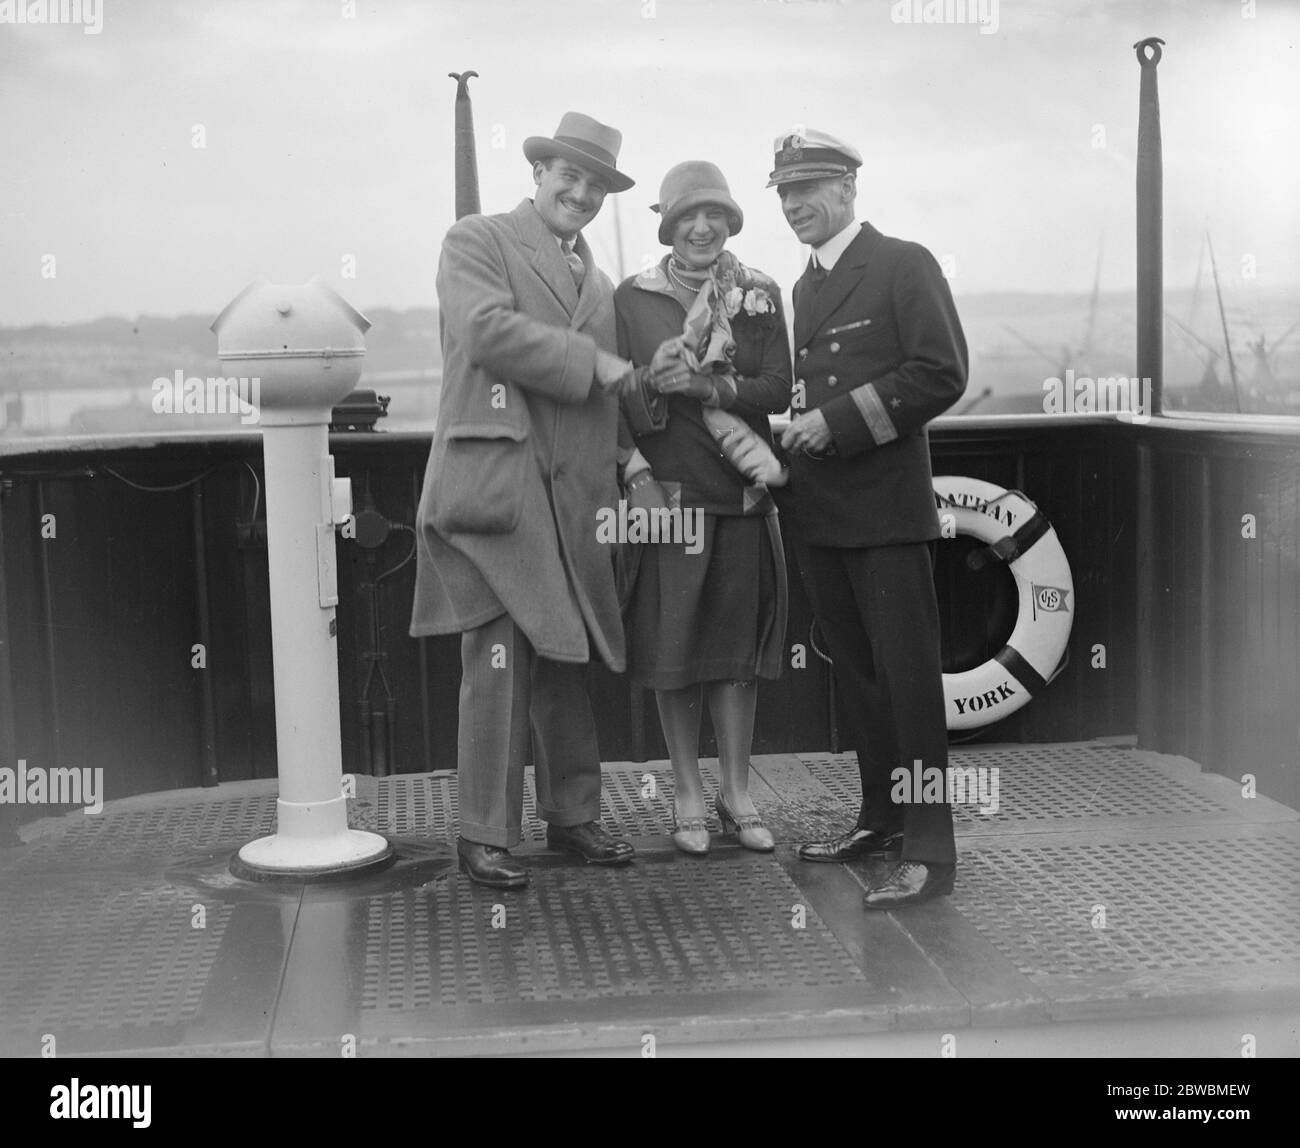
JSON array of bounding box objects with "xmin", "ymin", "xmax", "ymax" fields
[{"xmin": 1032, "ymin": 584, "xmax": 1070, "ymax": 618}]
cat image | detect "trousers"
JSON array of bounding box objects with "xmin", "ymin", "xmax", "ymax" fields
[
  {"xmin": 456, "ymin": 613, "xmax": 603, "ymax": 848},
  {"xmin": 795, "ymin": 541, "xmax": 956, "ymax": 865}
]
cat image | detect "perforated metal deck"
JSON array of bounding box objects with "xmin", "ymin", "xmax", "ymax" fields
[
  {"xmin": 363, "ymin": 855, "xmax": 867, "ymax": 1010},
  {"xmin": 1, "ymin": 743, "xmax": 1297, "ymax": 1056}
]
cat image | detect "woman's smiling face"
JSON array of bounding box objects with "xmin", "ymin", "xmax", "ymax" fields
[{"xmin": 671, "ymin": 206, "xmax": 730, "ymax": 270}]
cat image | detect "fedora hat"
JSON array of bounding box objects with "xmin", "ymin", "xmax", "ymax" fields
[
  {"xmin": 651, "ymin": 161, "xmax": 743, "ymax": 246},
  {"xmin": 523, "ymin": 112, "xmax": 635, "ymax": 192}
]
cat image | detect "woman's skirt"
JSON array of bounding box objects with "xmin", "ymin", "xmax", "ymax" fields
[{"xmin": 621, "ymin": 511, "xmax": 788, "ymax": 691}]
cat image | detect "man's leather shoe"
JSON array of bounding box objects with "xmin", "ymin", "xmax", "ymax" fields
[
  {"xmin": 457, "ymin": 837, "xmax": 528, "ymax": 889},
  {"xmin": 546, "ymin": 821, "xmax": 635, "ymax": 865},
  {"xmin": 861, "ymin": 861, "xmax": 955, "ymax": 909},
  {"xmin": 798, "ymin": 827, "xmax": 903, "ymax": 863}
]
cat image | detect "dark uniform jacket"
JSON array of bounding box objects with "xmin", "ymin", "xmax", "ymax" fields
[{"xmin": 779, "ymin": 222, "xmax": 968, "ymax": 548}]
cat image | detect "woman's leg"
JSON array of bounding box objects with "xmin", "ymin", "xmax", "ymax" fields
[
  {"xmin": 655, "ymin": 685, "xmax": 707, "ymax": 819},
  {"xmin": 707, "ymin": 680, "xmax": 759, "ymax": 817}
]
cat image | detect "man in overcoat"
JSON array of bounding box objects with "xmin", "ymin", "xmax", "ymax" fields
[
  {"xmin": 410, "ymin": 112, "xmax": 639, "ymax": 888},
  {"xmin": 769, "ymin": 129, "xmax": 969, "ymax": 909}
]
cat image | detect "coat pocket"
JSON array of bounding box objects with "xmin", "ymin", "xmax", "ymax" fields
[{"xmin": 432, "ymin": 422, "xmax": 529, "ymax": 535}]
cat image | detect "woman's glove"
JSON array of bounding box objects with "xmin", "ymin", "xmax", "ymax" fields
[
  {"xmin": 654, "ymin": 371, "xmax": 717, "ymax": 401},
  {"xmin": 645, "ymin": 335, "xmax": 712, "ymax": 399},
  {"xmin": 729, "ymin": 435, "xmax": 788, "ymax": 487},
  {"xmin": 702, "ymin": 409, "xmax": 788, "ymax": 487},
  {"xmin": 624, "ymin": 465, "xmax": 670, "ymax": 513}
]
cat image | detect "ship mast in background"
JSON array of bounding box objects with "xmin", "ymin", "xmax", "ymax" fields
[{"xmin": 449, "ymin": 71, "xmax": 481, "ymax": 220}]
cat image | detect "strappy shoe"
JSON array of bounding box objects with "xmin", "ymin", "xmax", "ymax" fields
[
  {"xmin": 715, "ymin": 793, "xmax": 775, "ymax": 852},
  {"xmin": 671, "ymin": 807, "xmax": 711, "ymax": 856}
]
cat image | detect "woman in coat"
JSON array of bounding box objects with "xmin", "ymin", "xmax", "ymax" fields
[{"xmin": 615, "ymin": 161, "xmax": 792, "ymax": 855}]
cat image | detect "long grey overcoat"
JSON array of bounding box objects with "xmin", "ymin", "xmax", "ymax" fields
[{"xmin": 409, "ymin": 199, "xmax": 625, "ymax": 670}]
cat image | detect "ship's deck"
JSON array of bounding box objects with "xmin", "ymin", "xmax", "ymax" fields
[{"xmin": 2, "ymin": 741, "xmax": 1298, "ymax": 1058}]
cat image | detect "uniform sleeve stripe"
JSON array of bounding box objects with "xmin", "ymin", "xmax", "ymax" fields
[{"xmin": 851, "ymin": 383, "xmax": 898, "ymax": 445}]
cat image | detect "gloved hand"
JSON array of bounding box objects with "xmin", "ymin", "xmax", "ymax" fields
[
  {"xmin": 703, "ymin": 409, "xmax": 788, "ymax": 487},
  {"xmin": 624, "ymin": 466, "xmax": 670, "ymax": 512}
]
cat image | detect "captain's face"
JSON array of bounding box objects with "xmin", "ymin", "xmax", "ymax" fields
[
  {"xmin": 778, "ymin": 174, "xmax": 855, "ymax": 248},
  {"xmin": 533, "ymin": 158, "xmax": 608, "ymax": 239}
]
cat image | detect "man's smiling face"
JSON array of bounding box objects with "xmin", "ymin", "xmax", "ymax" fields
[{"xmin": 533, "ymin": 158, "xmax": 609, "ymax": 239}]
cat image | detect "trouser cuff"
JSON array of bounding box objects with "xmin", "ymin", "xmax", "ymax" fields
[
  {"xmin": 458, "ymin": 818, "xmax": 522, "ymax": 850},
  {"xmin": 538, "ymin": 799, "xmax": 601, "ymax": 828}
]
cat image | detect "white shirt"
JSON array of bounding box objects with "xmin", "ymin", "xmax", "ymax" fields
[
  {"xmin": 527, "ymin": 202, "xmax": 580, "ymax": 252},
  {"xmin": 813, "ymin": 219, "xmax": 862, "ymax": 271}
]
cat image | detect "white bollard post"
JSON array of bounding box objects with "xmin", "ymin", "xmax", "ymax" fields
[{"xmin": 213, "ymin": 279, "xmax": 391, "ymax": 880}]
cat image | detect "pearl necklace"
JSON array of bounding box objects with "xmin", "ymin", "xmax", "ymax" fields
[{"xmin": 667, "ymin": 260, "xmax": 706, "ymax": 295}]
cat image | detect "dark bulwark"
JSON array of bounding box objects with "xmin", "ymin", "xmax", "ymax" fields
[{"xmin": 3, "ymin": 416, "xmax": 1300, "ymax": 831}]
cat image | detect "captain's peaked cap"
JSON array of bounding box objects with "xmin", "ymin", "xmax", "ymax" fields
[{"xmin": 766, "ymin": 129, "xmax": 862, "ymax": 188}]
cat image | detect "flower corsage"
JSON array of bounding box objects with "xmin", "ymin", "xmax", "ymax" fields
[{"xmin": 716, "ymin": 260, "xmax": 778, "ymax": 322}]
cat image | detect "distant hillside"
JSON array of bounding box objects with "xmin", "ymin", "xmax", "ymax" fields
[
  {"xmin": 0, "ymin": 307, "xmax": 441, "ymax": 394},
  {"xmin": 2, "ymin": 287, "xmax": 1298, "ymax": 428}
]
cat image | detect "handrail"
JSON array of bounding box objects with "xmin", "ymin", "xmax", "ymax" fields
[{"xmin": 4, "ymin": 410, "xmax": 1299, "ymax": 461}]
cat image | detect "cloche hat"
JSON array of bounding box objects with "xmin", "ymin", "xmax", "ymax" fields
[{"xmin": 651, "ymin": 161, "xmax": 744, "ymax": 246}]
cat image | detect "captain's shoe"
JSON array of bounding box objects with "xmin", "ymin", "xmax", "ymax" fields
[
  {"xmin": 798, "ymin": 827, "xmax": 903, "ymax": 863},
  {"xmin": 547, "ymin": 820, "xmax": 635, "ymax": 865},
  {"xmin": 861, "ymin": 860, "xmax": 955, "ymax": 909}
]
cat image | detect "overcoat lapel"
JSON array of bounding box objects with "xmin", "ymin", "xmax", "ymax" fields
[
  {"xmin": 569, "ymin": 232, "xmax": 605, "ymax": 331},
  {"xmin": 794, "ymin": 224, "xmax": 884, "ymax": 347},
  {"xmin": 511, "ymin": 200, "xmax": 579, "ymax": 315}
]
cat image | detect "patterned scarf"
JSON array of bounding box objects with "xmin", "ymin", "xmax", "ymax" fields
[
  {"xmin": 660, "ymin": 251, "xmax": 778, "ymax": 495},
  {"xmin": 668, "ymin": 250, "xmax": 742, "ymax": 378}
]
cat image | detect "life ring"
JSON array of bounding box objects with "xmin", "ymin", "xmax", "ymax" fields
[{"xmin": 934, "ymin": 476, "xmax": 1073, "ymax": 731}]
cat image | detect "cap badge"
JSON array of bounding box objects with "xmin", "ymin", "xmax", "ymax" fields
[{"xmin": 780, "ymin": 135, "xmax": 805, "ymax": 163}]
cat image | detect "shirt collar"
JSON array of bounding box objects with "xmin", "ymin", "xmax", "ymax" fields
[
  {"xmin": 528, "ymin": 201, "xmax": 580, "ymax": 250},
  {"xmin": 812, "ymin": 219, "xmax": 861, "ymax": 271}
]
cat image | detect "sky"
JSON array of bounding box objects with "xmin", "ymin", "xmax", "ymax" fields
[{"xmin": 1, "ymin": 0, "xmax": 1297, "ymax": 327}]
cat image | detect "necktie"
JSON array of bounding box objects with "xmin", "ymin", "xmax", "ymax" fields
[
  {"xmin": 562, "ymin": 239, "xmax": 586, "ymax": 290},
  {"xmin": 809, "ymin": 256, "xmax": 828, "ymax": 295}
]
